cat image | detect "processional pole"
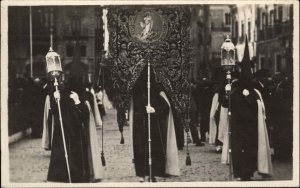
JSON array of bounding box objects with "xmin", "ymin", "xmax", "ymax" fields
[
  {"xmin": 146, "ymin": 58, "xmax": 153, "ymax": 182},
  {"xmin": 29, "ymin": 6, "xmax": 33, "ymax": 78},
  {"xmin": 185, "ymin": 61, "xmax": 193, "ymax": 166},
  {"xmin": 225, "ymin": 70, "xmax": 233, "ymax": 180},
  {"xmin": 221, "ymin": 36, "xmax": 236, "ymax": 180},
  {"xmin": 101, "ymin": 53, "xmax": 106, "ymax": 166},
  {"xmin": 45, "ymin": 47, "xmax": 72, "ymax": 183}
]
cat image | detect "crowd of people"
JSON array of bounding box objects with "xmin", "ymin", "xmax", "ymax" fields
[
  {"xmin": 191, "ymin": 69, "xmax": 293, "ymax": 163},
  {"xmin": 9, "ymin": 75, "xmax": 114, "ymax": 183},
  {"xmin": 9, "ymin": 65, "xmax": 293, "ymax": 182},
  {"xmin": 8, "ymin": 45, "xmax": 293, "ymax": 183},
  {"xmin": 188, "ymin": 42, "xmax": 293, "ymax": 181}
]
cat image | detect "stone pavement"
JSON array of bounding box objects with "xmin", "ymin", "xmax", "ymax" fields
[{"xmin": 9, "ymin": 109, "xmax": 292, "ymax": 183}]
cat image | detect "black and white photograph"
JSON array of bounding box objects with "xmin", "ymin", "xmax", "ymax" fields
[{"xmin": 1, "ymin": 0, "xmax": 299, "ymax": 187}]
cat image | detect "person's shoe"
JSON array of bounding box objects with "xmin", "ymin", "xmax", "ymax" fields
[
  {"xmin": 216, "ymin": 146, "xmax": 222, "ymax": 153},
  {"xmin": 196, "ymin": 142, "xmax": 204, "ymax": 146},
  {"xmin": 148, "ymin": 176, "xmax": 157, "ymax": 182},
  {"xmin": 139, "ymin": 177, "xmax": 145, "ymax": 182},
  {"xmin": 240, "ymin": 176, "xmax": 252, "ymax": 181}
]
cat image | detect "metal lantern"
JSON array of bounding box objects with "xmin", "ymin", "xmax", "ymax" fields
[
  {"xmin": 221, "ymin": 36, "xmax": 236, "ymax": 72},
  {"xmin": 45, "ymin": 46, "xmax": 72, "ymax": 182},
  {"xmin": 220, "ymin": 35, "xmax": 236, "ymax": 181},
  {"xmin": 45, "ymin": 47, "xmax": 62, "ymax": 78}
]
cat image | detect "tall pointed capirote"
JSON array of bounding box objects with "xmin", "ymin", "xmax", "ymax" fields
[
  {"xmin": 70, "ymin": 40, "xmax": 85, "ymax": 78},
  {"xmin": 240, "ymin": 36, "xmax": 253, "ymax": 82}
]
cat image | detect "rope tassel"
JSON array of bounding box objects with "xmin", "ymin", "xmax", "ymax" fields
[
  {"xmin": 185, "ymin": 152, "xmax": 191, "ymax": 166},
  {"xmin": 120, "ymin": 133, "xmax": 124, "ymax": 144},
  {"xmin": 101, "ymin": 151, "xmax": 106, "ymax": 166},
  {"xmin": 185, "ymin": 127, "xmax": 192, "ymax": 166}
]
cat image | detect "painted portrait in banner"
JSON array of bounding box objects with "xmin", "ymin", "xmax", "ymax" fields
[{"xmin": 129, "ymin": 10, "xmax": 167, "ymax": 43}]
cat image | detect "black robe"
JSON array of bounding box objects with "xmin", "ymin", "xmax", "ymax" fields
[
  {"xmin": 47, "ymin": 91, "xmax": 90, "ymax": 183},
  {"xmin": 230, "ymin": 82, "xmax": 259, "ymax": 179},
  {"xmin": 132, "ymin": 70, "xmax": 170, "ymax": 177}
]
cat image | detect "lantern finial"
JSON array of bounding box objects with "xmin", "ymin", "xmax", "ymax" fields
[
  {"xmin": 221, "ymin": 36, "xmax": 236, "ymax": 72},
  {"xmin": 45, "ymin": 47, "xmax": 62, "ymax": 78}
]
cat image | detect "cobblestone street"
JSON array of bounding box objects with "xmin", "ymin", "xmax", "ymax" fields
[{"xmin": 9, "ymin": 109, "xmax": 293, "ymax": 183}]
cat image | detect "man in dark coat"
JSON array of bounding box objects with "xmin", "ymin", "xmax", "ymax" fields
[
  {"xmin": 198, "ymin": 78, "xmax": 214, "ymax": 142},
  {"xmin": 23, "ymin": 77, "xmax": 45, "ymax": 138},
  {"xmin": 271, "ymin": 73, "xmax": 293, "ymax": 161},
  {"xmin": 189, "ymin": 79, "xmax": 204, "ymax": 146}
]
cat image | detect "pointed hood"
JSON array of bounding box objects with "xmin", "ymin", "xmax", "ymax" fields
[
  {"xmin": 68, "ymin": 40, "xmax": 86, "ymax": 93},
  {"xmin": 70, "ymin": 40, "xmax": 85, "ymax": 78},
  {"xmin": 240, "ymin": 36, "xmax": 253, "ymax": 83}
]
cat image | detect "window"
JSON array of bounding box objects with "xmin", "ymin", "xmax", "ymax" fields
[
  {"xmin": 276, "ymin": 54, "xmax": 282, "ymax": 72},
  {"xmin": 260, "ymin": 56, "xmax": 265, "ymax": 69},
  {"xmin": 225, "ymin": 13, "xmax": 231, "ymax": 25},
  {"xmin": 95, "ymin": 8, "xmax": 103, "ymax": 29},
  {"xmin": 234, "ymin": 21, "xmax": 238, "ymax": 38},
  {"xmin": 265, "ymin": 12, "xmax": 268, "ymax": 27},
  {"xmin": 289, "ymin": 5, "xmax": 293, "ymax": 21},
  {"xmin": 241, "ymin": 21, "xmax": 245, "ymax": 39},
  {"xmin": 270, "ymin": 10, "xmax": 274, "ymax": 26},
  {"xmin": 33, "ymin": 7, "xmax": 54, "ymax": 33},
  {"xmin": 66, "ymin": 45, "xmax": 73, "ymax": 57},
  {"xmin": 71, "ymin": 16, "xmax": 81, "ymax": 35},
  {"xmin": 262, "ymin": 12, "xmax": 266, "ymax": 29},
  {"xmin": 248, "ymin": 21, "xmax": 251, "ymax": 40},
  {"xmin": 278, "ymin": 6, "xmax": 283, "ymax": 22},
  {"xmin": 211, "ymin": 22, "xmax": 214, "ymax": 30},
  {"xmin": 80, "ymin": 45, "xmax": 86, "ymax": 57}
]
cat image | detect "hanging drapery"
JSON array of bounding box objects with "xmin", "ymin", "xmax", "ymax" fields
[{"xmin": 107, "ymin": 6, "xmax": 191, "ymax": 131}]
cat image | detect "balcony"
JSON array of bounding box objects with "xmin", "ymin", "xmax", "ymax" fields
[
  {"xmin": 63, "ymin": 26, "xmax": 90, "ymax": 40},
  {"xmin": 274, "ymin": 21, "xmax": 293, "ymax": 36},
  {"xmin": 258, "ymin": 21, "xmax": 293, "ymax": 41},
  {"xmin": 238, "ymin": 35, "xmax": 244, "ymax": 43},
  {"xmin": 211, "ymin": 23, "xmax": 231, "ymax": 32}
]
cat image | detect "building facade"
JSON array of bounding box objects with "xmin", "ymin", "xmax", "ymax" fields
[
  {"xmin": 190, "ymin": 5, "xmax": 232, "ymax": 82},
  {"xmin": 10, "ymin": 5, "xmax": 291, "ymax": 84},
  {"xmin": 8, "ymin": 6, "xmax": 104, "ymax": 82},
  {"xmin": 256, "ymin": 4, "xmax": 293, "ymax": 75},
  {"xmin": 231, "ymin": 5, "xmax": 257, "ymax": 70},
  {"xmin": 208, "ymin": 5, "xmax": 232, "ymax": 81}
]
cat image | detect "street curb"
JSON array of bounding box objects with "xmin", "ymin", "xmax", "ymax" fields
[{"xmin": 9, "ymin": 128, "xmax": 32, "ymax": 145}]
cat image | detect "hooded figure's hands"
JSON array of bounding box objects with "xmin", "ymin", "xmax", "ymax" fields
[
  {"xmin": 53, "ymin": 91, "xmax": 60, "ymax": 100},
  {"xmin": 146, "ymin": 105, "xmax": 155, "ymax": 113},
  {"xmin": 70, "ymin": 91, "xmax": 81, "ymax": 105}
]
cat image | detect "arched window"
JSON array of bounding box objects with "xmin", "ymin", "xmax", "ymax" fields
[{"xmin": 66, "ymin": 45, "xmax": 73, "ymax": 57}]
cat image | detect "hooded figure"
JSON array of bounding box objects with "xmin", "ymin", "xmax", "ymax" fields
[
  {"xmin": 128, "ymin": 68, "xmax": 180, "ymax": 181},
  {"xmin": 230, "ymin": 37, "xmax": 273, "ymax": 180},
  {"xmin": 42, "ymin": 69, "xmax": 103, "ymax": 182}
]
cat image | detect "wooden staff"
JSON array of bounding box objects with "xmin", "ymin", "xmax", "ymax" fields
[
  {"xmin": 225, "ymin": 71, "xmax": 233, "ymax": 180},
  {"xmin": 147, "ymin": 60, "xmax": 152, "ymax": 182},
  {"xmin": 101, "ymin": 65, "xmax": 106, "ymax": 166},
  {"xmin": 54, "ymin": 77, "xmax": 72, "ymax": 183},
  {"xmin": 29, "ymin": 6, "xmax": 33, "ymax": 78}
]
